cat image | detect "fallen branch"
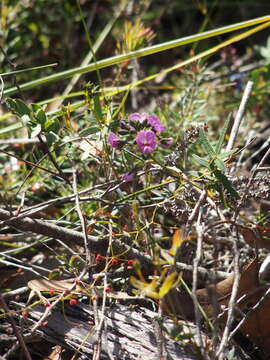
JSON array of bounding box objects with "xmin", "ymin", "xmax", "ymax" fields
[{"xmin": 0, "ymin": 208, "xmax": 151, "ymax": 268}]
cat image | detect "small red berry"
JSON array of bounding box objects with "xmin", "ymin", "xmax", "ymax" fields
[
  {"xmin": 69, "ymin": 299, "xmax": 77, "ymax": 306},
  {"xmin": 127, "ymin": 259, "xmax": 134, "ymax": 265},
  {"xmin": 105, "ymin": 287, "xmax": 111, "ymax": 293},
  {"xmin": 50, "ymin": 289, "xmax": 55, "ymax": 296},
  {"xmin": 21, "ymin": 311, "xmax": 29, "ymax": 318},
  {"xmin": 44, "ymin": 302, "xmax": 51, "ymax": 308},
  {"xmin": 111, "ymin": 258, "xmax": 119, "ymax": 265},
  {"xmin": 95, "ymin": 254, "xmax": 103, "ymax": 262},
  {"xmin": 64, "ymin": 289, "xmax": 71, "ymax": 295}
]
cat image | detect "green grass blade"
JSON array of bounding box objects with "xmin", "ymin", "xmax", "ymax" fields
[
  {"xmin": 3, "ymin": 15, "xmax": 270, "ymax": 96},
  {"xmin": 0, "ymin": 63, "xmax": 58, "ymax": 77},
  {"xmin": 0, "ymin": 122, "xmax": 23, "ymax": 135},
  {"xmin": 120, "ymin": 20, "xmax": 270, "ymax": 95}
]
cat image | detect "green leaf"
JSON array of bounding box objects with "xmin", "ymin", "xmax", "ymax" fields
[
  {"xmin": 215, "ymin": 114, "xmax": 231, "ymax": 154},
  {"xmin": 219, "ymin": 150, "xmax": 237, "ymax": 160},
  {"xmin": 192, "ymin": 153, "xmax": 209, "ymax": 168},
  {"xmin": 48, "ymin": 269, "xmax": 61, "ymax": 280},
  {"xmin": 44, "ymin": 117, "xmax": 60, "ymax": 132},
  {"xmin": 31, "ymin": 103, "xmax": 41, "ymax": 112},
  {"xmin": 159, "ymin": 271, "xmax": 179, "ymax": 298},
  {"xmin": 213, "ymin": 157, "xmax": 226, "ymax": 172},
  {"xmin": 5, "ymin": 98, "xmax": 31, "ymax": 117},
  {"xmin": 211, "ymin": 165, "xmax": 240, "ymax": 199},
  {"xmin": 36, "ymin": 108, "xmax": 47, "ymax": 126},
  {"xmin": 93, "ymin": 93, "xmax": 103, "ymax": 123},
  {"xmin": 46, "ymin": 132, "xmax": 59, "ymax": 147},
  {"xmin": 30, "ymin": 124, "xmax": 42, "ymax": 138},
  {"xmin": 199, "ymin": 128, "xmax": 216, "ymax": 157},
  {"xmin": 80, "ymin": 126, "xmax": 100, "ymax": 136}
]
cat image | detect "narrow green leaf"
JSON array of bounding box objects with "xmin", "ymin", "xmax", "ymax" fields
[
  {"xmin": 213, "ymin": 157, "xmax": 226, "ymax": 172},
  {"xmin": 93, "ymin": 94, "xmax": 103, "ymax": 123},
  {"xmin": 159, "ymin": 271, "xmax": 179, "ymax": 298},
  {"xmin": 211, "ymin": 166, "xmax": 240, "ymax": 199},
  {"xmin": 219, "ymin": 150, "xmax": 237, "ymax": 160},
  {"xmin": 199, "ymin": 128, "xmax": 216, "ymax": 157},
  {"xmin": 79, "ymin": 126, "xmax": 100, "ymax": 136},
  {"xmin": 215, "ymin": 114, "xmax": 231, "ymax": 154},
  {"xmin": 0, "ymin": 122, "xmax": 23, "ymax": 135},
  {"xmin": 192, "ymin": 153, "xmax": 209, "ymax": 168}
]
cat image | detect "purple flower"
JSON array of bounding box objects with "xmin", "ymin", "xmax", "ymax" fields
[
  {"xmin": 122, "ymin": 172, "xmax": 134, "ymax": 182},
  {"xmin": 128, "ymin": 112, "xmax": 166, "ymax": 133},
  {"xmin": 147, "ymin": 115, "xmax": 166, "ymax": 133},
  {"xmin": 135, "ymin": 130, "xmax": 157, "ymax": 154},
  {"xmin": 108, "ymin": 132, "xmax": 120, "ymax": 148},
  {"xmin": 128, "ymin": 113, "xmax": 148, "ymax": 124}
]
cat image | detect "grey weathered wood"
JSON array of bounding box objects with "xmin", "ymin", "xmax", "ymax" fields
[{"xmin": 19, "ymin": 302, "xmax": 200, "ymax": 360}]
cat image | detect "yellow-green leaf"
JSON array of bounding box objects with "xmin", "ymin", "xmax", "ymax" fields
[{"xmin": 159, "ymin": 271, "xmax": 179, "ymax": 298}]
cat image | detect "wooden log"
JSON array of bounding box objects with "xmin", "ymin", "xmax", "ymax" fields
[{"xmin": 15, "ymin": 302, "xmax": 201, "ymax": 360}]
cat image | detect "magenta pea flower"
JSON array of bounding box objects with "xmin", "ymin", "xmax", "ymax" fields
[
  {"xmin": 128, "ymin": 112, "xmax": 166, "ymax": 133},
  {"xmin": 122, "ymin": 172, "xmax": 134, "ymax": 182},
  {"xmin": 108, "ymin": 132, "xmax": 120, "ymax": 148},
  {"xmin": 135, "ymin": 130, "xmax": 157, "ymax": 154},
  {"xmin": 147, "ymin": 114, "xmax": 166, "ymax": 133},
  {"xmin": 128, "ymin": 112, "xmax": 148, "ymax": 124}
]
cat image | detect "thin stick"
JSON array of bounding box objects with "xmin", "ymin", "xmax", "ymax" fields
[
  {"xmin": 192, "ymin": 206, "xmax": 211, "ymax": 360},
  {"xmin": 216, "ymin": 227, "xmax": 240, "ymax": 359},
  {"xmin": 0, "ymin": 138, "xmax": 43, "ymax": 145},
  {"xmin": 0, "ymin": 295, "xmax": 32, "ymax": 360},
  {"xmin": 72, "ymin": 170, "xmax": 92, "ymax": 270},
  {"xmin": 226, "ymin": 81, "xmax": 253, "ymax": 153}
]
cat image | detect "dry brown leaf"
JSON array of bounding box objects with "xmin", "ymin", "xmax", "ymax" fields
[
  {"xmin": 240, "ymin": 225, "xmax": 270, "ymax": 249},
  {"xmin": 239, "ymin": 286, "xmax": 270, "ymax": 355},
  {"xmin": 28, "ymin": 278, "xmax": 80, "ymax": 294},
  {"xmin": 236, "ymin": 257, "xmax": 259, "ymax": 300},
  {"xmin": 196, "ymin": 274, "xmax": 234, "ymax": 304},
  {"xmin": 27, "ymin": 278, "xmax": 138, "ymax": 301}
]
